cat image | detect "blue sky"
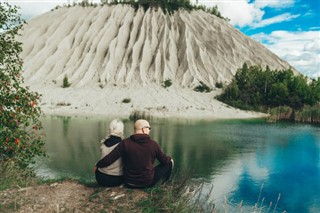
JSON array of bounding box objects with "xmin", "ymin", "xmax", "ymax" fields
[{"xmin": 7, "ymin": 0, "xmax": 320, "ymax": 78}]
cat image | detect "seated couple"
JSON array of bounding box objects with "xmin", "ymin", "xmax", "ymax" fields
[{"xmin": 94, "ymin": 119, "xmax": 174, "ymax": 188}]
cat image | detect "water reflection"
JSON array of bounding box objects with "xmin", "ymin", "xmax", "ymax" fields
[
  {"xmin": 38, "ymin": 116, "xmax": 320, "ymax": 212},
  {"xmin": 210, "ymin": 123, "xmax": 320, "ymax": 212}
]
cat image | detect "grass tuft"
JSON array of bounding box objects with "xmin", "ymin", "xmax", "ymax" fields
[{"xmin": 0, "ymin": 160, "xmax": 39, "ymax": 191}]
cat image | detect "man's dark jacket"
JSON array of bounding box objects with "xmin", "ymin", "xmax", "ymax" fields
[{"xmin": 96, "ymin": 134, "xmax": 172, "ymax": 186}]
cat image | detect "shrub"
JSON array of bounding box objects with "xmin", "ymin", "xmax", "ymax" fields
[
  {"xmin": 122, "ymin": 98, "xmax": 131, "ymax": 103},
  {"xmin": 80, "ymin": 0, "xmax": 90, "ymax": 7},
  {"xmin": 162, "ymin": 79, "xmax": 172, "ymax": 88},
  {"xmin": 194, "ymin": 81, "xmax": 212, "ymax": 93},
  {"xmin": 0, "ymin": 2, "xmax": 46, "ymax": 168},
  {"xmin": 56, "ymin": 102, "xmax": 71, "ymax": 106},
  {"xmin": 215, "ymin": 81, "xmax": 223, "ymax": 88},
  {"xmin": 62, "ymin": 75, "xmax": 71, "ymax": 88},
  {"xmin": 0, "ymin": 160, "xmax": 38, "ymax": 191},
  {"xmin": 137, "ymin": 171, "xmax": 215, "ymax": 212},
  {"xmin": 129, "ymin": 110, "xmax": 152, "ymax": 121}
]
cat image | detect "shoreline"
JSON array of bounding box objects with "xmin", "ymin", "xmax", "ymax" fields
[
  {"xmin": 33, "ymin": 84, "xmax": 268, "ymax": 121},
  {"xmin": 41, "ymin": 109, "xmax": 268, "ymax": 121}
]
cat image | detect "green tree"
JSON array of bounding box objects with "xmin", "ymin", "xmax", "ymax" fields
[
  {"xmin": 309, "ymin": 78, "xmax": 320, "ymax": 105},
  {"xmin": 287, "ymin": 74, "xmax": 309, "ymax": 109},
  {"xmin": 269, "ymin": 82, "xmax": 289, "ymax": 107},
  {"xmin": 224, "ymin": 80, "xmax": 239, "ymax": 100},
  {"xmin": 218, "ymin": 63, "xmax": 320, "ymax": 113},
  {"xmin": 62, "ymin": 75, "xmax": 71, "ymax": 88},
  {"xmin": 0, "ymin": 2, "xmax": 45, "ymax": 168}
]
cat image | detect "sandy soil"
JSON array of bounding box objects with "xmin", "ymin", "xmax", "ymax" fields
[
  {"xmin": 30, "ymin": 82, "xmax": 268, "ymax": 120},
  {"xmin": 0, "ymin": 180, "xmax": 148, "ymax": 213}
]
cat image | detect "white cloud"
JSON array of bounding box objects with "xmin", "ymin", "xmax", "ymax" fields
[
  {"xmin": 197, "ymin": 0, "xmax": 298, "ymax": 28},
  {"xmin": 7, "ymin": 0, "xmax": 101, "ymax": 20},
  {"xmin": 252, "ymin": 31, "xmax": 320, "ymax": 78},
  {"xmin": 197, "ymin": 0, "xmax": 265, "ymax": 27},
  {"xmin": 217, "ymin": 1, "xmax": 264, "ymax": 27},
  {"xmin": 254, "ymin": 0, "xmax": 295, "ymax": 9},
  {"xmin": 8, "ymin": 1, "xmax": 67, "ymax": 19},
  {"xmin": 251, "ymin": 13, "xmax": 300, "ymax": 29}
]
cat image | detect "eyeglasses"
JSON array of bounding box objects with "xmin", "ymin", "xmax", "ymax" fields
[{"xmin": 142, "ymin": 126, "xmax": 151, "ymax": 130}]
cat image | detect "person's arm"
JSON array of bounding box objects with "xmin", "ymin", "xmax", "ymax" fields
[
  {"xmin": 155, "ymin": 142, "xmax": 172, "ymax": 165},
  {"xmin": 96, "ymin": 142, "xmax": 122, "ymax": 168}
]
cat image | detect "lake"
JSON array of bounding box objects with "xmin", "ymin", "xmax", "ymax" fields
[{"xmin": 35, "ymin": 115, "xmax": 320, "ymax": 212}]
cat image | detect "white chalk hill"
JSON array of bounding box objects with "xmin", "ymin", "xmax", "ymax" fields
[{"xmin": 20, "ymin": 4, "xmax": 295, "ymax": 88}]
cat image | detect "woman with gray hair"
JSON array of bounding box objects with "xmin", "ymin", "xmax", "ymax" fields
[{"xmin": 94, "ymin": 119, "xmax": 124, "ymax": 187}]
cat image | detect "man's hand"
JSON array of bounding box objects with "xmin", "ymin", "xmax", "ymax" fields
[
  {"xmin": 171, "ymin": 159, "xmax": 174, "ymax": 169},
  {"xmin": 93, "ymin": 166, "xmax": 97, "ymax": 173}
]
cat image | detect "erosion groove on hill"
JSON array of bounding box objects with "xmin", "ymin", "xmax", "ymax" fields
[{"xmin": 20, "ymin": 5, "xmax": 295, "ymax": 88}]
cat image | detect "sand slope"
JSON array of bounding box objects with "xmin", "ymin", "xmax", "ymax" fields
[
  {"xmin": 18, "ymin": 5, "xmax": 295, "ymax": 119},
  {"xmin": 20, "ymin": 5, "xmax": 295, "ymax": 87}
]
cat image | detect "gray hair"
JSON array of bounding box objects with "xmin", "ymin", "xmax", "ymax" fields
[{"xmin": 108, "ymin": 119, "xmax": 124, "ymax": 138}]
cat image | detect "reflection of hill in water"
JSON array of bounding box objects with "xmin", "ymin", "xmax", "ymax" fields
[
  {"xmin": 152, "ymin": 120, "xmax": 234, "ymax": 179},
  {"xmin": 41, "ymin": 116, "xmax": 110, "ymax": 179},
  {"xmin": 20, "ymin": 5, "xmax": 296, "ymax": 88}
]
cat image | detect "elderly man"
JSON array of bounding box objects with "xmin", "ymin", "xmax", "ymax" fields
[{"xmin": 96, "ymin": 119, "xmax": 173, "ymax": 188}]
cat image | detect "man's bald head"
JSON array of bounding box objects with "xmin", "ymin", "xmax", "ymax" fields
[{"xmin": 134, "ymin": 119, "xmax": 151, "ymax": 134}]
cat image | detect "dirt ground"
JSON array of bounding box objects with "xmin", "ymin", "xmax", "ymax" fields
[{"xmin": 0, "ymin": 180, "xmax": 148, "ymax": 213}]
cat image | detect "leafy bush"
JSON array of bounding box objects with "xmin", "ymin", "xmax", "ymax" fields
[
  {"xmin": 0, "ymin": 160, "xmax": 38, "ymax": 191},
  {"xmin": 0, "ymin": 2, "xmax": 46, "ymax": 168},
  {"xmin": 215, "ymin": 81, "xmax": 223, "ymax": 88},
  {"xmin": 62, "ymin": 75, "xmax": 71, "ymax": 88},
  {"xmin": 162, "ymin": 79, "xmax": 172, "ymax": 88},
  {"xmin": 137, "ymin": 171, "xmax": 215, "ymax": 212},
  {"xmin": 122, "ymin": 98, "xmax": 131, "ymax": 103},
  {"xmin": 96, "ymin": 0, "xmax": 228, "ymax": 20},
  {"xmin": 194, "ymin": 4, "xmax": 230, "ymax": 21},
  {"xmin": 194, "ymin": 81, "xmax": 212, "ymax": 93}
]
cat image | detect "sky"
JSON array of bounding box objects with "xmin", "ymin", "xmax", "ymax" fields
[{"xmin": 4, "ymin": 0, "xmax": 320, "ymax": 78}]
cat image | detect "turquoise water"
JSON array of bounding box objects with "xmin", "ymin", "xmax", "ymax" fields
[{"xmin": 37, "ymin": 116, "xmax": 320, "ymax": 212}]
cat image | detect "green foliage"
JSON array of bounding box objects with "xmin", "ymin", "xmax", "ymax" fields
[
  {"xmin": 297, "ymin": 104, "xmax": 320, "ymax": 123},
  {"xmin": 136, "ymin": 171, "xmax": 215, "ymax": 212},
  {"xmin": 217, "ymin": 63, "xmax": 320, "ymax": 113},
  {"xmin": 268, "ymin": 104, "xmax": 320, "ymax": 124},
  {"xmin": 80, "ymin": 0, "xmax": 89, "ymax": 7},
  {"xmin": 193, "ymin": 4, "xmax": 230, "ymax": 21},
  {"xmin": 122, "ymin": 98, "xmax": 131, "ymax": 103},
  {"xmin": 56, "ymin": 0, "xmax": 229, "ymax": 21},
  {"xmin": 194, "ymin": 81, "xmax": 212, "ymax": 93},
  {"xmin": 62, "ymin": 75, "xmax": 71, "ymax": 88},
  {"xmin": 0, "ymin": 160, "xmax": 38, "ymax": 191},
  {"xmin": 162, "ymin": 79, "xmax": 172, "ymax": 88},
  {"xmin": 108, "ymin": 0, "xmax": 193, "ymax": 14},
  {"xmin": 0, "ymin": 2, "xmax": 46, "ymax": 168},
  {"xmin": 215, "ymin": 81, "xmax": 223, "ymax": 88},
  {"xmin": 101, "ymin": 0, "xmax": 228, "ymax": 20}
]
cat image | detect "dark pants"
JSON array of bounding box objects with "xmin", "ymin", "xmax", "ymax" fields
[
  {"xmin": 95, "ymin": 169, "xmax": 124, "ymax": 187},
  {"xmin": 125, "ymin": 163, "xmax": 173, "ymax": 189}
]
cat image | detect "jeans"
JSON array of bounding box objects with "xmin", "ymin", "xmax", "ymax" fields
[
  {"xmin": 95, "ymin": 169, "xmax": 124, "ymax": 187},
  {"xmin": 125, "ymin": 163, "xmax": 173, "ymax": 189}
]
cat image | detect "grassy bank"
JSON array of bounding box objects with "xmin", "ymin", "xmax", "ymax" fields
[
  {"xmin": 268, "ymin": 104, "xmax": 320, "ymax": 124},
  {"xmin": 0, "ymin": 161, "xmax": 40, "ymax": 191},
  {"xmin": 0, "ymin": 163, "xmax": 213, "ymax": 212}
]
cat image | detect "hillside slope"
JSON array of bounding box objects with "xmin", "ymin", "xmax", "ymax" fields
[
  {"xmin": 20, "ymin": 4, "xmax": 295, "ymax": 88},
  {"xmin": 18, "ymin": 5, "xmax": 294, "ymax": 119}
]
